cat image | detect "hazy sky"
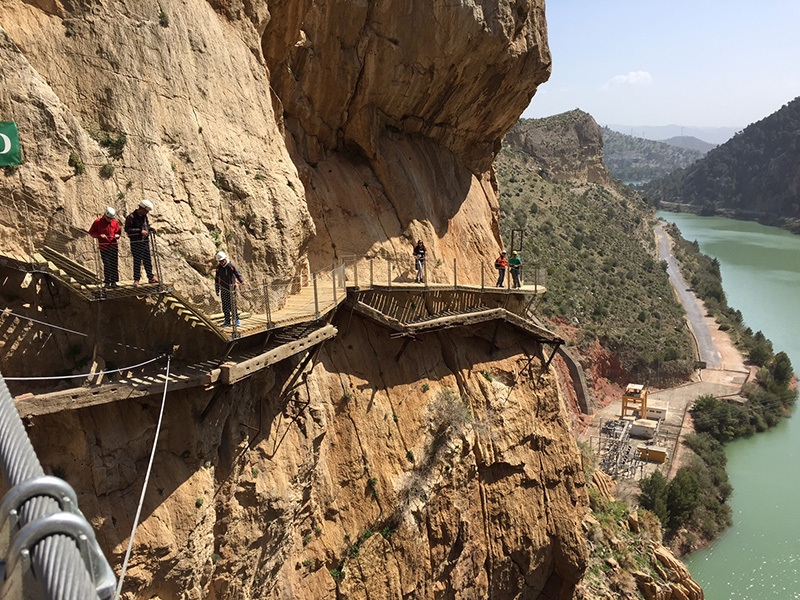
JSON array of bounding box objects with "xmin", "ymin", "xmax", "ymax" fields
[{"xmin": 522, "ymin": 0, "xmax": 800, "ymax": 129}]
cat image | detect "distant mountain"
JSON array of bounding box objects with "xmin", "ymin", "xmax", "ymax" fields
[
  {"xmin": 660, "ymin": 136, "xmax": 716, "ymax": 153},
  {"xmin": 642, "ymin": 96, "xmax": 800, "ymax": 232},
  {"xmin": 601, "ymin": 127, "xmax": 704, "ymax": 184},
  {"xmin": 604, "ymin": 124, "xmax": 739, "ymax": 146}
]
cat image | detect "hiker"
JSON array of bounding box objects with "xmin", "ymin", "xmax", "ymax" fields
[
  {"xmin": 124, "ymin": 199, "xmax": 158, "ymax": 285},
  {"xmin": 413, "ymin": 239, "xmax": 426, "ymax": 283},
  {"xmin": 509, "ymin": 250, "xmax": 522, "ymax": 288},
  {"xmin": 88, "ymin": 206, "xmax": 121, "ymax": 288},
  {"xmin": 215, "ymin": 251, "xmax": 245, "ymax": 327},
  {"xmin": 495, "ymin": 250, "xmax": 508, "ymax": 287}
]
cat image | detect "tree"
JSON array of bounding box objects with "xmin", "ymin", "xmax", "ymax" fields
[
  {"xmin": 771, "ymin": 351, "xmax": 793, "ymax": 387},
  {"xmin": 666, "ymin": 468, "xmax": 701, "ymax": 531},
  {"xmin": 639, "ymin": 471, "xmax": 669, "ymax": 525}
]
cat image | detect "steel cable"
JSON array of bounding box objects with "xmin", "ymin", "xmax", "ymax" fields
[{"xmin": 0, "ymin": 374, "xmax": 101, "ymax": 599}]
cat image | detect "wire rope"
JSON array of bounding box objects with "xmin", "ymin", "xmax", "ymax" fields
[
  {"xmin": 2, "ymin": 355, "xmax": 164, "ymax": 381},
  {"xmin": 113, "ymin": 354, "xmax": 171, "ymax": 600}
]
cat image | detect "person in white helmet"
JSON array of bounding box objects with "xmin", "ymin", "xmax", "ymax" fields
[
  {"xmin": 215, "ymin": 251, "xmax": 244, "ymax": 327},
  {"xmin": 124, "ymin": 199, "xmax": 157, "ymax": 285},
  {"xmin": 88, "ymin": 206, "xmax": 121, "ymax": 288}
]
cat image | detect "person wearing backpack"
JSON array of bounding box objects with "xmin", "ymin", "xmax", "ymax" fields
[{"xmin": 495, "ymin": 250, "xmax": 508, "ymax": 287}]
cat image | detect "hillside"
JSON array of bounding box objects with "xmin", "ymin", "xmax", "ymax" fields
[
  {"xmin": 601, "ymin": 127, "xmax": 705, "ymax": 184},
  {"xmin": 660, "ymin": 136, "xmax": 716, "ymax": 153},
  {"xmin": 604, "ymin": 124, "xmax": 738, "ymax": 146},
  {"xmin": 643, "ymin": 96, "xmax": 800, "ymax": 232},
  {"xmin": 499, "ymin": 114, "xmax": 695, "ymax": 387}
]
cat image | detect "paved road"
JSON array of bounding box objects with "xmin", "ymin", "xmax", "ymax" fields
[{"xmin": 655, "ymin": 222, "xmax": 720, "ymax": 367}]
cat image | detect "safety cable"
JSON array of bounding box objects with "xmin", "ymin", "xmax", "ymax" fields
[
  {"xmin": 113, "ymin": 354, "xmax": 171, "ymax": 600},
  {"xmin": 1, "ymin": 308, "xmax": 89, "ymax": 337},
  {"xmin": 2, "ymin": 355, "xmax": 164, "ymax": 381},
  {"xmin": 1, "ymin": 308, "xmax": 152, "ymax": 354}
]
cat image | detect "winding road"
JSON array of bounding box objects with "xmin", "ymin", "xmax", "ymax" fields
[{"xmin": 655, "ymin": 222, "xmax": 720, "ymax": 367}]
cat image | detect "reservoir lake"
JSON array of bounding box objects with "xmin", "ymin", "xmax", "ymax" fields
[{"xmin": 657, "ymin": 211, "xmax": 800, "ymax": 600}]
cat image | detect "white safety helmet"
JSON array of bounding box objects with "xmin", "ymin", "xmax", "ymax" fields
[
  {"xmin": 216, "ymin": 251, "xmax": 227, "ymax": 262},
  {"xmin": 104, "ymin": 206, "xmax": 116, "ymax": 218},
  {"xmin": 139, "ymin": 199, "xmax": 154, "ymax": 211}
]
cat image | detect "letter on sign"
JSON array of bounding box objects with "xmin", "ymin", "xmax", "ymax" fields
[{"xmin": 0, "ymin": 122, "xmax": 22, "ymax": 166}]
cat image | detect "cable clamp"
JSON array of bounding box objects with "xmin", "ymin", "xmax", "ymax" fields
[{"xmin": 0, "ymin": 476, "xmax": 78, "ymax": 557}]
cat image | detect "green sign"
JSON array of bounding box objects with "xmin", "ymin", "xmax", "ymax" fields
[{"xmin": 0, "ymin": 122, "xmax": 21, "ymax": 166}]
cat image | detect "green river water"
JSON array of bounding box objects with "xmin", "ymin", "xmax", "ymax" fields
[{"xmin": 657, "ymin": 211, "xmax": 800, "ymax": 600}]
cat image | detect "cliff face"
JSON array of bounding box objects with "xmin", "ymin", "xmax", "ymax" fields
[
  {"xmin": 0, "ymin": 1, "xmax": 602, "ymax": 598},
  {"xmin": 25, "ymin": 320, "xmax": 589, "ymax": 598}
]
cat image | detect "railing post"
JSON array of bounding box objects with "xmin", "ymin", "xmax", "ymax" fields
[
  {"xmin": 332, "ymin": 264, "xmax": 338, "ymax": 305},
  {"xmin": 313, "ymin": 273, "xmax": 320, "ymax": 318},
  {"xmin": 387, "ymin": 258, "xmax": 392, "ymax": 288},
  {"xmin": 423, "ymin": 258, "xmax": 428, "ymax": 288},
  {"xmin": 264, "ymin": 279, "xmax": 272, "ymax": 329},
  {"xmin": 150, "ymin": 233, "xmax": 164, "ymax": 289},
  {"xmin": 354, "ymin": 261, "xmax": 359, "ymax": 289},
  {"xmin": 481, "ymin": 263, "xmax": 485, "ymax": 292},
  {"xmin": 369, "ymin": 258, "xmax": 374, "ymax": 288},
  {"xmin": 453, "ymin": 258, "xmax": 457, "ymax": 289},
  {"xmin": 231, "ymin": 287, "xmax": 239, "ymax": 338}
]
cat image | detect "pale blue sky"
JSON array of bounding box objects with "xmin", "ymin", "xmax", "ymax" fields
[{"xmin": 522, "ymin": 0, "xmax": 800, "ymax": 129}]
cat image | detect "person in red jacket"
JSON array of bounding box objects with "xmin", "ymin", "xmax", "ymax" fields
[
  {"xmin": 495, "ymin": 250, "xmax": 508, "ymax": 287},
  {"xmin": 89, "ymin": 206, "xmax": 121, "ymax": 288}
]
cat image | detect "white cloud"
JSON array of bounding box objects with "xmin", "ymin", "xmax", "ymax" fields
[{"xmin": 601, "ymin": 71, "xmax": 653, "ymax": 90}]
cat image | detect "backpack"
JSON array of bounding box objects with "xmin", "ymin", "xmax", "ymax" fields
[{"xmin": 495, "ymin": 257, "xmax": 502, "ymax": 269}]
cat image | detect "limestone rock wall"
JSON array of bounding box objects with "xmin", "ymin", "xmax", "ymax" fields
[{"xmin": 25, "ymin": 318, "xmax": 589, "ymax": 599}]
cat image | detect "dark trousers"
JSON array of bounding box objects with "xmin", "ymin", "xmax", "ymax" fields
[
  {"xmin": 100, "ymin": 248, "xmax": 119, "ymax": 285},
  {"xmin": 511, "ymin": 267, "xmax": 521, "ymax": 288},
  {"xmin": 496, "ymin": 268, "xmax": 505, "ymax": 287},
  {"xmin": 220, "ymin": 287, "xmax": 238, "ymax": 323},
  {"xmin": 131, "ymin": 238, "xmax": 153, "ymax": 281}
]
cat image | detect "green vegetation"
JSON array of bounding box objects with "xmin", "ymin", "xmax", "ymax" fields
[
  {"xmin": 68, "ymin": 152, "xmax": 85, "ymax": 175},
  {"xmin": 99, "ymin": 163, "xmax": 114, "ymax": 179},
  {"xmin": 639, "ymin": 433, "xmax": 733, "ymax": 548},
  {"xmin": 496, "ymin": 136, "xmax": 694, "ymax": 385},
  {"xmin": 582, "ymin": 490, "xmax": 669, "ymax": 596},
  {"xmin": 643, "ymin": 97, "xmax": 800, "ymax": 233},
  {"xmin": 601, "ymin": 127, "xmax": 704, "ymax": 184},
  {"xmin": 93, "ymin": 130, "xmax": 127, "ymax": 159}
]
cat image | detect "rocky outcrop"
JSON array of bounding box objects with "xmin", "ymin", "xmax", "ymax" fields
[
  {"xmin": 24, "ymin": 318, "xmax": 590, "ymax": 599},
  {"xmin": 504, "ymin": 110, "xmax": 611, "ymax": 185}
]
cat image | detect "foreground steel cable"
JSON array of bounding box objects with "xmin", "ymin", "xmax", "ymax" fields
[{"xmin": 0, "ymin": 374, "xmax": 103, "ymax": 600}]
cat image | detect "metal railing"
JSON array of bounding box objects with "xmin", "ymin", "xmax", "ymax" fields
[
  {"xmin": 1, "ymin": 191, "xmax": 546, "ymax": 338},
  {"xmin": 0, "ymin": 192, "xmax": 165, "ymax": 298}
]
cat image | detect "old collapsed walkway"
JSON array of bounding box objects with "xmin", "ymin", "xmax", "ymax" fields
[{"xmin": 1, "ymin": 198, "xmax": 560, "ymax": 415}]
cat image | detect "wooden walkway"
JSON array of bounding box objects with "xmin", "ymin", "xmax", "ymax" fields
[{"xmin": 3, "ymin": 248, "xmax": 561, "ymax": 414}]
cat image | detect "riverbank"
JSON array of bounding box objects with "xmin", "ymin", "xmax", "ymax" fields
[{"xmin": 576, "ymin": 225, "xmax": 753, "ymax": 508}]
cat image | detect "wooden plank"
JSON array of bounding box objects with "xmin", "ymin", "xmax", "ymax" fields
[
  {"xmin": 219, "ymin": 324, "xmax": 338, "ymax": 384},
  {"xmin": 13, "ymin": 368, "xmax": 221, "ymax": 417}
]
